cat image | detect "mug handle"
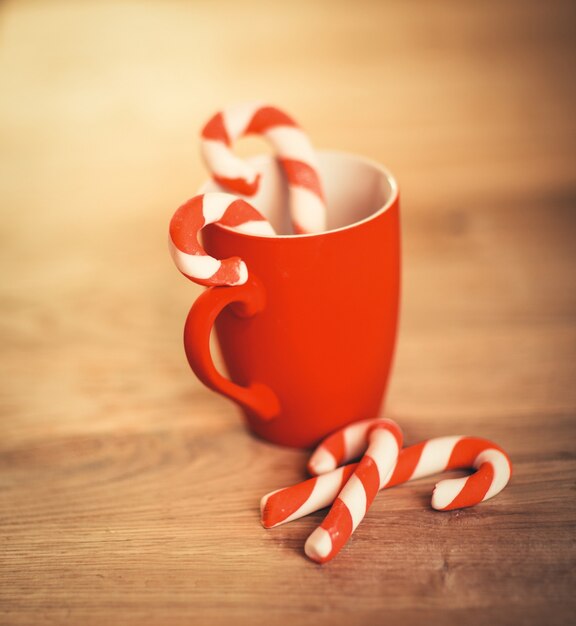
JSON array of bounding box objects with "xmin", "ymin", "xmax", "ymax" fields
[{"xmin": 183, "ymin": 275, "xmax": 280, "ymax": 421}]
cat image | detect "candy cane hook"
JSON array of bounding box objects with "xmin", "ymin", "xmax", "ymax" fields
[
  {"xmin": 201, "ymin": 102, "xmax": 327, "ymax": 235},
  {"xmin": 169, "ymin": 192, "xmax": 275, "ymax": 287}
]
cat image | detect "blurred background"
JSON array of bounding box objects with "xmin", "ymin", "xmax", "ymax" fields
[{"xmin": 1, "ymin": 0, "xmax": 574, "ymax": 441}]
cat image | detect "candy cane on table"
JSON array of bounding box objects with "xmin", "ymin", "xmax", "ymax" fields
[
  {"xmin": 261, "ymin": 430, "xmax": 512, "ymax": 529},
  {"xmin": 201, "ymin": 102, "xmax": 327, "ymax": 235},
  {"xmin": 304, "ymin": 420, "xmax": 403, "ymax": 563},
  {"xmin": 260, "ymin": 464, "xmax": 358, "ymax": 530},
  {"xmin": 308, "ymin": 416, "xmax": 390, "ymax": 475},
  {"xmin": 309, "ymin": 422, "xmax": 513, "ymax": 511},
  {"xmin": 260, "ymin": 418, "xmax": 399, "ymax": 529},
  {"xmin": 169, "ymin": 192, "xmax": 275, "ymax": 287}
]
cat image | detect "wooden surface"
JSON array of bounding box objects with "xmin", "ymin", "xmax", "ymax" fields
[{"xmin": 1, "ymin": 1, "xmax": 575, "ymax": 624}]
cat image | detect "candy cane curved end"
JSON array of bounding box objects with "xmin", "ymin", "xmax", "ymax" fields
[
  {"xmin": 169, "ymin": 193, "xmax": 275, "ymax": 287},
  {"xmin": 431, "ymin": 448, "xmax": 512, "ymax": 511},
  {"xmin": 200, "ymin": 103, "xmax": 327, "ymax": 234},
  {"xmin": 307, "ymin": 417, "xmax": 401, "ymax": 476}
]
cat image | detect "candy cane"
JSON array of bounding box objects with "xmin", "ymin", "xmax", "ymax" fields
[
  {"xmin": 308, "ymin": 416, "xmax": 390, "ymax": 475},
  {"xmin": 169, "ymin": 192, "xmax": 275, "ymax": 287},
  {"xmin": 261, "ymin": 418, "xmax": 391, "ymax": 528},
  {"xmin": 304, "ymin": 420, "xmax": 403, "ymax": 563},
  {"xmin": 201, "ymin": 102, "xmax": 327, "ymax": 234},
  {"xmin": 261, "ymin": 435, "xmax": 512, "ymax": 529},
  {"xmin": 261, "ymin": 464, "xmax": 358, "ymax": 530}
]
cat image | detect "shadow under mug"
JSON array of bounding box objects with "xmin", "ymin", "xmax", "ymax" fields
[{"xmin": 184, "ymin": 151, "xmax": 400, "ymax": 448}]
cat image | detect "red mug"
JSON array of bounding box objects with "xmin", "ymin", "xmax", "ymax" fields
[{"xmin": 184, "ymin": 151, "xmax": 400, "ymax": 448}]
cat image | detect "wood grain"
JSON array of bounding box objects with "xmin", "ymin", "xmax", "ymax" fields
[{"xmin": 1, "ymin": 1, "xmax": 575, "ymax": 624}]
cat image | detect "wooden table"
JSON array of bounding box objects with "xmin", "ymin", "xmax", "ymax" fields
[{"xmin": 1, "ymin": 1, "xmax": 575, "ymax": 624}]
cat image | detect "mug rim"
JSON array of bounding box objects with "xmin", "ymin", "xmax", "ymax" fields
[{"xmin": 201, "ymin": 149, "xmax": 399, "ymax": 240}]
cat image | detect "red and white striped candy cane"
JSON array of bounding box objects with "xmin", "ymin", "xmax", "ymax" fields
[
  {"xmin": 261, "ymin": 418, "xmax": 401, "ymax": 529},
  {"xmin": 261, "ymin": 433, "xmax": 512, "ymax": 528},
  {"xmin": 309, "ymin": 422, "xmax": 513, "ymax": 509},
  {"xmin": 385, "ymin": 435, "xmax": 512, "ymax": 511},
  {"xmin": 261, "ymin": 464, "xmax": 358, "ymax": 529},
  {"xmin": 201, "ymin": 102, "xmax": 327, "ymax": 235},
  {"xmin": 304, "ymin": 420, "xmax": 403, "ymax": 564},
  {"xmin": 169, "ymin": 192, "xmax": 275, "ymax": 287},
  {"xmin": 308, "ymin": 416, "xmax": 388, "ymax": 475}
]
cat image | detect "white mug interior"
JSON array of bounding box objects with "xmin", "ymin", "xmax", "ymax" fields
[{"xmin": 201, "ymin": 150, "xmax": 398, "ymax": 237}]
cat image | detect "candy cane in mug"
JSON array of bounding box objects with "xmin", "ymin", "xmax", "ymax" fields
[
  {"xmin": 169, "ymin": 192, "xmax": 275, "ymax": 287},
  {"xmin": 304, "ymin": 420, "xmax": 403, "ymax": 564},
  {"xmin": 200, "ymin": 103, "xmax": 327, "ymax": 234}
]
